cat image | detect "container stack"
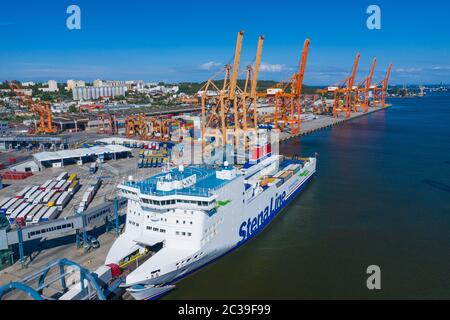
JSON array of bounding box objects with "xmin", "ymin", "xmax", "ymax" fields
[
  {"xmin": 78, "ymin": 179, "xmax": 101, "ymax": 213},
  {"xmin": 0, "ymin": 171, "xmax": 80, "ymax": 226}
]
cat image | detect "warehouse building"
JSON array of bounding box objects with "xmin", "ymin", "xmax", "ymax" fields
[{"xmin": 33, "ymin": 145, "xmax": 132, "ymax": 169}]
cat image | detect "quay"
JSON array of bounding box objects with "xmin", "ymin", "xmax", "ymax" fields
[{"xmin": 279, "ymin": 105, "xmax": 392, "ymax": 142}]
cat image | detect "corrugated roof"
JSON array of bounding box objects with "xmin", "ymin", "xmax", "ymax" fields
[{"xmin": 33, "ymin": 145, "xmax": 131, "ymax": 162}]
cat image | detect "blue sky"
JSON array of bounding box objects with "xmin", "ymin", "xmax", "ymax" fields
[{"xmin": 0, "ymin": 0, "xmax": 449, "ymax": 85}]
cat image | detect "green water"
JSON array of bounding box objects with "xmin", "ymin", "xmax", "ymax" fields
[{"xmin": 164, "ymin": 93, "xmax": 450, "ymax": 299}]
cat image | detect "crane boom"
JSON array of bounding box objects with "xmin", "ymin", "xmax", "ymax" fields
[
  {"xmin": 367, "ymin": 57, "xmax": 377, "ymax": 89},
  {"xmin": 229, "ymin": 30, "xmax": 244, "ymax": 100},
  {"xmin": 381, "ymin": 63, "xmax": 393, "ymax": 107},
  {"xmin": 294, "ymin": 38, "xmax": 310, "ymax": 96},
  {"xmin": 348, "ymin": 52, "xmax": 360, "ymax": 90},
  {"xmin": 363, "ymin": 57, "xmax": 377, "ymax": 111},
  {"xmin": 250, "ymin": 35, "xmax": 264, "ymax": 99},
  {"xmin": 383, "ymin": 63, "xmax": 392, "ymax": 91}
]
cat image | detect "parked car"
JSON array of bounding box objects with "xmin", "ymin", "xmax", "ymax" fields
[{"xmin": 87, "ymin": 235, "xmax": 100, "ymax": 249}]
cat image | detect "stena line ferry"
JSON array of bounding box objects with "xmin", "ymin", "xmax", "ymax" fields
[{"xmin": 105, "ymin": 141, "xmax": 316, "ymax": 300}]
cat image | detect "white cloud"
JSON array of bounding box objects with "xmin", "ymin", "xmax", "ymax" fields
[
  {"xmin": 199, "ymin": 61, "xmax": 222, "ymax": 70},
  {"xmin": 431, "ymin": 66, "xmax": 450, "ymax": 71},
  {"xmin": 260, "ymin": 63, "xmax": 284, "ymax": 72},
  {"xmin": 395, "ymin": 67, "xmax": 421, "ymax": 73}
]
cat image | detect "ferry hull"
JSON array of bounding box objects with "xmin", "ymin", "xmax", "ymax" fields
[
  {"xmin": 142, "ymin": 170, "xmax": 316, "ymax": 299},
  {"xmin": 107, "ymin": 155, "xmax": 317, "ymax": 299}
]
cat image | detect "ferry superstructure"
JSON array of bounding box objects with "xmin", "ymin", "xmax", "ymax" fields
[{"xmin": 105, "ymin": 143, "xmax": 316, "ymax": 299}]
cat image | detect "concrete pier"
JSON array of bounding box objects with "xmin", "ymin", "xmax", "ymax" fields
[{"xmin": 279, "ymin": 105, "xmax": 392, "ymax": 142}]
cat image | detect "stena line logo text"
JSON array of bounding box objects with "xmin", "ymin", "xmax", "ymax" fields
[{"xmin": 239, "ymin": 191, "xmax": 287, "ymax": 242}]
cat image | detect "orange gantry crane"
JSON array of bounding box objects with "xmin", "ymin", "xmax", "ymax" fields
[
  {"xmin": 6, "ymin": 80, "xmax": 57, "ymax": 134},
  {"xmin": 200, "ymin": 30, "xmax": 245, "ymax": 148},
  {"xmin": 318, "ymin": 53, "xmax": 360, "ymax": 118},
  {"xmin": 236, "ymin": 35, "xmax": 264, "ymax": 132},
  {"xmin": 262, "ymin": 38, "xmax": 310, "ymax": 134},
  {"xmin": 97, "ymin": 113, "xmax": 118, "ymax": 135},
  {"xmin": 362, "ymin": 57, "xmax": 377, "ymax": 112},
  {"xmin": 373, "ymin": 64, "xmax": 393, "ymax": 107},
  {"xmin": 344, "ymin": 52, "xmax": 361, "ymax": 117},
  {"xmin": 353, "ymin": 57, "xmax": 376, "ymax": 113},
  {"xmin": 125, "ymin": 113, "xmax": 179, "ymax": 141}
]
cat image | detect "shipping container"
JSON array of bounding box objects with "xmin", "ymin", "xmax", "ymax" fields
[
  {"xmin": 33, "ymin": 190, "xmax": 49, "ymax": 205},
  {"xmin": 24, "ymin": 186, "xmax": 39, "ymax": 199},
  {"xmin": 7, "ymin": 199, "xmax": 24, "ymax": 215},
  {"xmin": 48, "ymin": 193, "xmax": 61, "ymax": 207},
  {"xmin": 41, "ymin": 207, "xmax": 59, "ymax": 222},
  {"xmin": 1, "ymin": 171, "xmax": 33, "ymax": 180},
  {"xmin": 0, "ymin": 198, "xmax": 12, "ymax": 208},
  {"xmin": 67, "ymin": 173, "xmax": 77, "ymax": 182},
  {"xmin": 54, "ymin": 180, "xmax": 66, "ymax": 190},
  {"xmin": 39, "ymin": 180, "xmax": 53, "ymax": 191},
  {"xmin": 9, "ymin": 202, "xmax": 30, "ymax": 223},
  {"xmin": 91, "ymin": 179, "xmax": 101, "ymax": 192},
  {"xmin": 78, "ymin": 201, "xmax": 86, "ymax": 213},
  {"xmin": 32, "ymin": 206, "xmax": 49, "ymax": 224},
  {"xmin": 279, "ymin": 170, "xmax": 293, "ymax": 179},
  {"xmin": 56, "ymin": 191, "xmax": 72, "ymax": 211},
  {"xmin": 1, "ymin": 198, "xmax": 17, "ymax": 215},
  {"xmin": 43, "ymin": 189, "xmax": 57, "ymax": 203},
  {"xmin": 16, "ymin": 186, "xmax": 32, "ymax": 199},
  {"xmin": 81, "ymin": 188, "xmax": 92, "ymax": 202},
  {"xmin": 56, "ymin": 172, "xmax": 68, "ymax": 181},
  {"xmin": 47, "ymin": 181, "xmax": 58, "ymax": 191},
  {"xmin": 16, "ymin": 204, "xmax": 34, "ymax": 221},
  {"xmin": 68, "ymin": 180, "xmax": 80, "ymax": 195},
  {"xmin": 28, "ymin": 190, "xmax": 42, "ymax": 203},
  {"xmin": 59, "ymin": 181, "xmax": 71, "ymax": 192},
  {"xmin": 26, "ymin": 205, "xmax": 43, "ymax": 224}
]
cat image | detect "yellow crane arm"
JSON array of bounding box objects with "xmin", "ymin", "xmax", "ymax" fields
[
  {"xmin": 229, "ymin": 30, "xmax": 244, "ymax": 100},
  {"xmin": 250, "ymin": 35, "xmax": 264, "ymax": 99}
]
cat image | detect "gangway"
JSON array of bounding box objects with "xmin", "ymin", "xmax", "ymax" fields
[{"xmin": 0, "ymin": 258, "xmax": 123, "ymax": 300}]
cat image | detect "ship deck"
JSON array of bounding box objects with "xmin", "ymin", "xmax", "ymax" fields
[{"xmin": 124, "ymin": 166, "xmax": 237, "ymax": 197}]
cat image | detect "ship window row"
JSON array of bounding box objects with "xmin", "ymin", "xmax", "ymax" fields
[
  {"xmin": 122, "ymin": 190, "xmax": 137, "ymax": 196},
  {"xmin": 141, "ymin": 198, "xmax": 213, "ymax": 207},
  {"xmin": 129, "ymin": 210, "xmax": 140, "ymax": 216},
  {"xmin": 176, "ymin": 220, "xmax": 193, "ymax": 225},
  {"xmin": 146, "ymin": 226, "xmax": 166, "ymax": 233},
  {"xmin": 175, "ymin": 231, "xmax": 192, "ymax": 237},
  {"xmin": 176, "ymin": 252, "xmax": 204, "ymax": 269},
  {"xmin": 128, "ymin": 220, "xmax": 139, "ymax": 227}
]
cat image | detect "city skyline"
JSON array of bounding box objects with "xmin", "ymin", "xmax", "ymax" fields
[{"xmin": 0, "ymin": 0, "xmax": 449, "ymax": 85}]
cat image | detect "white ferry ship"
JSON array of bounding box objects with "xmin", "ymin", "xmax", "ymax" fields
[{"xmin": 105, "ymin": 142, "xmax": 316, "ymax": 300}]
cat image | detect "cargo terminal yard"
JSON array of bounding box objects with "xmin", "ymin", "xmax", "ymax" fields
[{"xmin": 0, "ymin": 30, "xmax": 395, "ymax": 300}]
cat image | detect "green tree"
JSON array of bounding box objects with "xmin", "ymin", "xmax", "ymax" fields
[{"xmin": 68, "ymin": 105, "xmax": 78, "ymax": 113}]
